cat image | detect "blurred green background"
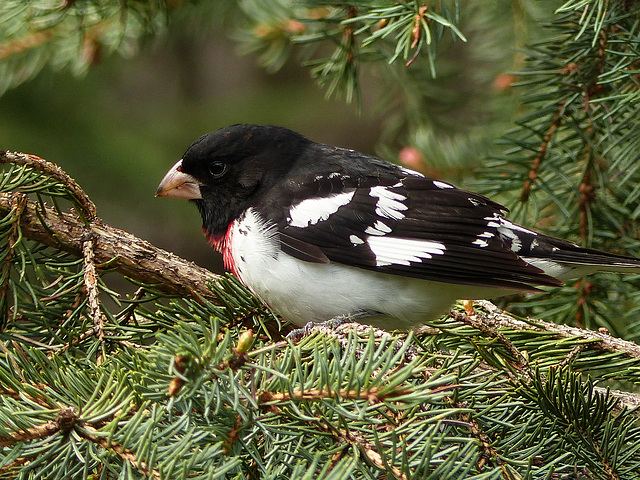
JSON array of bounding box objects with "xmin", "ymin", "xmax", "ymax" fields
[{"xmin": 0, "ymin": 27, "xmax": 382, "ymax": 273}]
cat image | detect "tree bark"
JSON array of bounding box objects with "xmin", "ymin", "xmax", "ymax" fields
[{"xmin": 0, "ymin": 191, "xmax": 220, "ymax": 302}]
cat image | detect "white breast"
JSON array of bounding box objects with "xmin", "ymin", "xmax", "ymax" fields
[{"xmin": 228, "ymin": 209, "xmax": 510, "ymax": 329}]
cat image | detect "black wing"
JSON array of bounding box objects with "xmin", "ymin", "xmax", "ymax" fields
[{"xmin": 259, "ymin": 164, "xmax": 562, "ymax": 291}]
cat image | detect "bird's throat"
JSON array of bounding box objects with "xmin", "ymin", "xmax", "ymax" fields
[{"xmin": 203, "ymin": 223, "xmax": 239, "ymax": 277}]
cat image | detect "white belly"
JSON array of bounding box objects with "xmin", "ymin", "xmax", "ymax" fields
[{"xmin": 227, "ymin": 209, "xmax": 508, "ymax": 329}]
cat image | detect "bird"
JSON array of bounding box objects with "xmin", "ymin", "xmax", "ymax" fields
[{"xmin": 156, "ymin": 124, "xmax": 640, "ymax": 330}]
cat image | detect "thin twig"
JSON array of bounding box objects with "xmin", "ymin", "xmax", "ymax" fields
[
  {"xmin": 0, "ymin": 406, "xmax": 78, "ymax": 447},
  {"xmin": 9, "ymin": 332, "xmax": 59, "ymax": 351},
  {"xmin": 323, "ymin": 421, "xmax": 409, "ymax": 480},
  {"xmin": 0, "ymin": 386, "xmax": 51, "ymax": 408},
  {"xmin": 0, "ymin": 29, "xmax": 56, "ymax": 60},
  {"xmin": 459, "ymin": 411, "xmax": 523, "ymax": 478},
  {"xmin": 82, "ymin": 235, "xmax": 104, "ymax": 342},
  {"xmin": 0, "ymin": 341, "xmax": 25, "ymax": 383},
  {"xmin": 451, "ymin": 309, "xmax": 532, "ymax": 380},
  {"xmin": 259, "ymin": 386, "xmax": 408, "ymax": 405},
  {"xmin": 0, "ymin": 193, "xmax": 27, "ymax": 303},
  {"xmin": 0, "ymin": 190, "xmax": 219, "ymax": 302},
  {"xmin": 520, "ymin": 100, "xmax": 567, "ymax": 202},
  {"xmin": 557, "ymin": 344, "xmax": 586, "ymax": 369},
  {"xmin": 474, "ymin": 300, "xmax": 640, "ymax": 360},
  {"xmin": 78, "ymin": 425, "xmax": 161, "ymax": 479},
  {"xmin": 1, "ymin": 151, "xmax": 96, "ymax": 221},
  {"xmin": 120, "ymin": 287, "xmax": 147, "ymax": 323},
  {"xmin": 49, "ymin": 325, "xmax": 97, "ymax": 358}
]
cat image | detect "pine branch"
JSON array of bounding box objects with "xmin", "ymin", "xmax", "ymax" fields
[
  {"xmin": 474, "ymin": 300, "xmax": 640, "ymax": 361},
  {"xmin": 77, "ymin": 425, "xmax": 161, "ymax": 480},
  {"xmin": 0, "ymin": 1, "xmax": 171, "ymax": 94},
  {"xmin": 0, "ymin": 151, "xmax": 219, "ymax": 303},
  {"xmin": 474, "ymin": 3, "xmax": 640, "ymax": 334},
  {"xmin": 0, "ymin": 406, "xmax": 78, "ymax": 448}
]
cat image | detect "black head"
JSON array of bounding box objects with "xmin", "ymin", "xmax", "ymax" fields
[{"xmin": 176, "ymin": 124, "xmax": 311, "ymax": 236}]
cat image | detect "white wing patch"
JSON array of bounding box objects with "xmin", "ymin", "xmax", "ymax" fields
[
  {"xmin": 367, "ymin": 236, "xmax": 446, "ymax": 267},
  {"xmin": 365, "ymin": 220, "xmax": 392, "ymax": 236},
  {"xmin": 500, "ymin": 219, "xmax": 537, "ymax": 235},
  {"xmin": 433, "ymin": 180, "xmax": 454, "ymax": 189},
  {"xmin": 482, "ymin": 214, "xmax": 537, "ymax": 253},
  {"xmin": 349, "ymin": 235, "xmax": 365, "ymax": 245},
  {"xmin": 289, "ymin": 191, "xmax": 355, "ymax": 228},
  {"xmin": 520, "ymin": 257, "xmax": 570, "ymax": 279},
  {"xmin": 370, "ymin": 186, "xmax": 407, "ymax": 220},
  {"xmin": 398, "ymin": 166, "xmax": 425, "ymax": 177},
  {"xmin": 473, "ymin": 231, "xmax": 494, "ymax": 248},
  {"xmin": 499, "ymin": 228, "xmax": 522, "ymax": 252}
]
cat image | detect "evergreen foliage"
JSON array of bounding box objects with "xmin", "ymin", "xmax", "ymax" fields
[
  {"xmin": 1, "ymin": 1, "xmax": 640, "ymax": 479},
  {"xmin": 474, "ymin": 2, "xmax": 640, "ymax": 335}
]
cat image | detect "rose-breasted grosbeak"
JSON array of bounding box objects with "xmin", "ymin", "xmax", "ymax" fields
[{"xmin": 156, "ymin": 124, "xmax": 640, "ymax": 329}]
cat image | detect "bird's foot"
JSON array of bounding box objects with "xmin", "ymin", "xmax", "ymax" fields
[{"xmin": 286, "ymin": 310, "xmax": 376, "ymax": 341}]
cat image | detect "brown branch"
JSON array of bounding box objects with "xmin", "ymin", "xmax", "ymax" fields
[
  {"xmin": 259, "ymin": 386, "xmax": 408, "ymax": 405},
  {"xmin": 78, "ymin": 425, "xmax": 161, "ymax": 479},
  {"xmin": 0, "ymin": 404, "xmax": 159, "ymax": 479},
  {"xmin": 474, "ymin": 300, "xmax": 640, "ymax": 360},
  {"xmin": 82, "ymin": 236, "xmax": 104, "ymax": 342},
  {"xmin": 574, "ymin": 278, "xmax": 595, "ymax": 328},
  {"xmin": 0, "ymin": 29, "xmax": 56, "ymax": 61},
  {"xmin": 51, "ymin": 325, "xmax": 97, "ymax": 358},
  {"xmin": 0, "ymin": 193, "xmax": 27, "ymax": 303},
  {"xmin": 0, "ymin": 16, "xmax": 110, "ymax": 65},
  {"xmin": 459, "ymin": 411, "xmax": 522, "ymax": 477},
  {"xmin": 578, "ymin": 157, "xmax": 595, "ymax": 244},
  {"xmin": 406, "ymin": 5, "xmax": 429, "ymax": 67},
  {"xmin": 449, "ymin": 301, "xmax": 640, "ymax": 413},
  {"xmin": 520, "ymin": 100, "xmax": 567, "ymax": 202},
  {"xmin": 120, "ymin": 287, "xmax": 147, "ymax": 323},
  {"xmin": 594, "ymin": 386, "xmax": 640, "ymax": 414},
  {"xmin": 0, "ymin": 406, "xmax": 78, "ymax": 447},
  {"xmin": 0, "ymin": 191, "xmax": 220, "ymax": 303},
  {"xmin": 0, "ymin": 341, "xmax": 25, "ymax": 383},
  {"xmin": 557, "ymin": 344, "xmax": 586, "ymax": 369},
  {"xmin": 1, "ymin": 152, "xmax": 96, "ymax": 221},
  {"xmin": 591, "ymin": 428, "xmax": 621, "ymax": 480},
  {"xmin": 0, "ymin": 456, "xmax": 30, "ymax": 476},
  {"xmin": 343, "ymin": 5, "xmax": 357, "ymax": 64},
  {"xmin": 451, "ymin": 309, "xmax": 532, "ymax": 380},
  {"xmin": 0, "ymin": 385, "xmax": 51, "ymax": 408},
  {"xmin": 0, "ymin": 394, "xmax": 156, "ymax": 477},
  {"xmin": 323, "ymin": 422, "xmax": 409, "ymax": 480}
]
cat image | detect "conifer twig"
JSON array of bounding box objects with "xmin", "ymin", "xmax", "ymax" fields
[
  {"xmin": 1, "ymin": 151, "xmax": 97, "ymax": 221},
  {"xmin": 0, "ymin": 193, "xmax": 26, "ymax": 303},
  {"xmin": 0, "ymin": 191, "xmax": 219, "ymax": 302},
  {"xmin": 82, "ymin": 235, "xmax": 105, "ymax": 342},
  {"xmin": 474, "ymin": 300, "xmax": 640, "ymax": 360},
  {"xmin": 259, "ymin": 386, "xmax": 410, "ymax": 405},
  {"xmin": 326, "ymin": 423, "xmax": 409, "ymax": 480},
  {"xmin": 78, "ymin": 425, "xmax": 161, "ymax": 479},
  {"xmin": 0, "ymin": 29, "xmax": 56, "ymax": 61},
  {"xmin": 0, "ymin": 150, "xmax": 220, "ymax": 301},
  {"xmin": 520, "ymin": 99, "xmax": 567, "ymax": 202},
  {"xmin": 0, "ymin": 406, "xmax": 78, "ymax": 447},
  {"xmin": 451, "ymin": 309, "xmax": 532, "ymax": 380}
]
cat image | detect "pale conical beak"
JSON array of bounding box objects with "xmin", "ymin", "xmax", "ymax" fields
[{"xmin": 155, "ymin": 159, "xmax": 203, "ymax": 200}]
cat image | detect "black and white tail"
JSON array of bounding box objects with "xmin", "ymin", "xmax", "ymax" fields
[{"xmin": 518, "ymin": 233, "xmax": 640, "ymax": 281}]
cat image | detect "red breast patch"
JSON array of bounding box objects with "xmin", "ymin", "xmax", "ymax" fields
[{"xmin": 204, "ymin": 222, "xmax": 239, "ymax": 277}]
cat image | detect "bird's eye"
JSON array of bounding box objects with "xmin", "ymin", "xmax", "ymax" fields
[{"xmin": 209, "ymin": 161, "xmax": 227, "ymax": 178}]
